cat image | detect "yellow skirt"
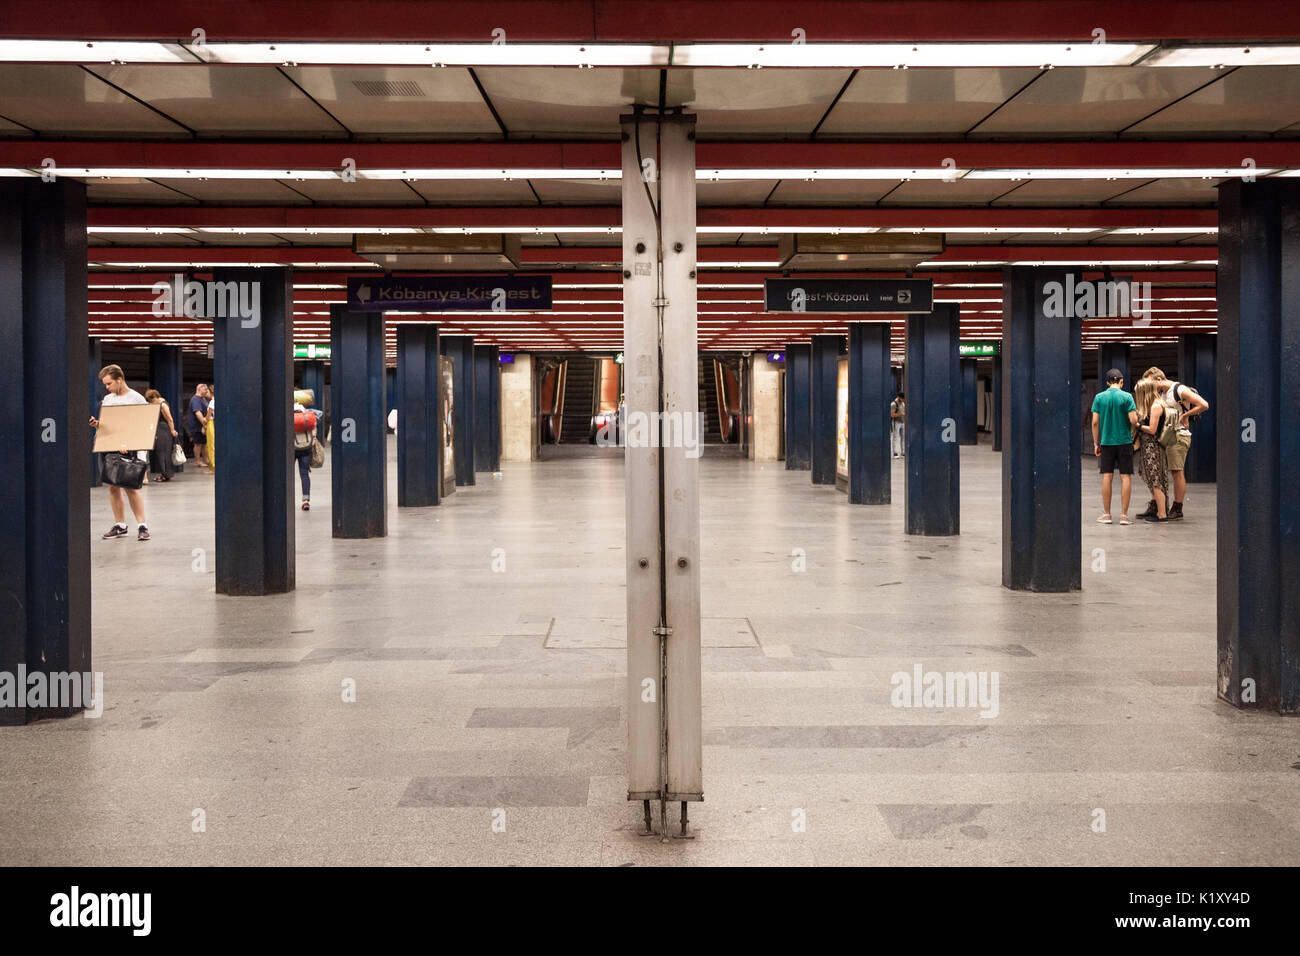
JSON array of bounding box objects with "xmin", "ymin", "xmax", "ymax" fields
[{"xmin": 205, "ymin": 418, "xmax": 215, "ymax": 468}]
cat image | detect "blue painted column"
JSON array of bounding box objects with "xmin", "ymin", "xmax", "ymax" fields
[
  {"xmin": 395, "ymin": 324, "xmax": 444, "ymax": 507},
  {"xmin": 1178, "ymin": 333, "xmax": 1217, "ymax": 483},
  {"xmin": 847, "ymin": 323, "xmax": 891, "ymax": 504},
  {"xmin": 784, "ymin": 342, "xmax": 811, "ymax": 470},
  {"xmin": 385, "ymin": 368, "xmax": 397, "ymax": 428},
  {"xmin": 1216, "ymin": 179, "xmax": 1298, "ymax": 713},
  {"xmin": 1097, "ymin": 343, "xmax": 1131, "ymax": 393},
  {"xmin": 211, "ymin": 266, "xmax": 294, "ymax": 595},
  {"xmin": 441, "ymin": 335, "xmax": 476, "ymax": 486},
  {"xmin": 300, "ymin": 359, "xmax": 325, "ymax": 407},
  {"xmin": 0, "ymin": 180, "xmax": 91, "ymax": 722},
  {"xmin": 958, "ymin": 358, "xmax": 978, "ymax": 445},
  {"xmin": 149, "ymin": 344, "xmax": 184, "ymax": 472},
  {"xmin": 473, "ymin": 344, "xmax": 501, "ymax": 473},
  {"xmin": 990, "ymin": 353, "xmax": 1003, "ymax": 452},
  {"xmin": 329, "ymin": 305, "xmax": 387, "ymax": 538},
  {"xmin": 810, "ymin": 334, "xmax": 843, "ymax": 485},
  {"xmin": 904, "ymin": 304, "xmax": 960, "ymax": 535},
  {"xmin": 89, "ymin": 336, "xmax": 103, "ymax": 486},
  {"xmin": 1001, "ymin": 267, "xmax": 1082, "ymax": 592}
]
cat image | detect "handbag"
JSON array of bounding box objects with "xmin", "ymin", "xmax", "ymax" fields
[
  {"xmin": 1157, "ymin": 404, "xmax": 1181, "ymax": 448},
  {"xmin": 172, "ymin": 441, "xmax": 187, "ymax": 466},
  {"xmin": 309, "ymin": 436, "xmax": 325, "ymax": 469},
  {"xmin": 102, "ymin": 451, "xmax": 148, "ymax": 489}
]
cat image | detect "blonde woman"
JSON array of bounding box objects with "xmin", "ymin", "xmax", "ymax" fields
[{"xmin": 1134, "ymin": 379, "xmax": 1170, "ymax": 522}]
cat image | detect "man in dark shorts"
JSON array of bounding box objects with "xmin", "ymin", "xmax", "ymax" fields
[
  {"xmin": 188, "ymin": 383, "xmax": 210, "ymax": 472},
  {"xmin": 1091, "ymin": 369, "xmax": 1140, "ymax": 525}
]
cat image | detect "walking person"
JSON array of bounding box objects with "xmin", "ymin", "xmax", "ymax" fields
[
  {"xmin": 1133, "ymin": 378, "xmax": 1170, "ymax": 523},
  {"xmin": 1090, "ymin": 368, "xmax": 1140, "ymax": 525},
  {"xmin": 89, "ymin": 365, "xmax": 151, "ymax": 541},
  {"xmin": 890, "ymin": 391, "xmax": 905, "ymax": 459},
  {"xmin": 188, "ymin": 383, "xmax": 210, "ymax": 473},
  {"xmin": 1139, "ymin": 367, "xmax": 1210, "ymax": 520},
  {"xmin": 293, "ymin": 401, "xmax": 319, "ymax": 511},
  {"xmin": 144, "ymin": 389, "xmax": 179, "ymax": 482}
]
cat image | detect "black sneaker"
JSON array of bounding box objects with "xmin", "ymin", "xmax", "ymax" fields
[
  {"xmin": 137, "ymin": 526, "xmax": 150, "ymax": 541},
  {"xmin": 1144, "ymin": 515, "xmax": 1168, "ymax": 523},
  {"xmin": 1169, "ymin": 503, "xmax": 1184, "ymax": 520},
  {"xmin": 1138, "ymin": 500, "xmax": 1157, "ymax": 519},
  {"xmin": 102, "ymin": 525, "xmax": 129, "ymax": 539}
]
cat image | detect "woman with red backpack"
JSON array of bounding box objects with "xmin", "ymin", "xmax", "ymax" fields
[{"xmin": 293, "ymin": 401, "xmax": 319, "ymax": 511}]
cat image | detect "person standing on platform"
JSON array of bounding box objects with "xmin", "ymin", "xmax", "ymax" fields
[
  {"xmin": 890, "ymin": 391, "xmax": 906, "ymax": 459},
  {"xmin": 1091, "ymin": 368, "xmax": 1140, "ymax": 526},
  {"xmin": 89, "ymin": 364, "xmax": 151, "ymax": 541},
  {"xmin": 1139, "ymin": 367, "xmax": 1209, "ymax": 521},
  {"xmin": 188, "ymin": 383, "xmax": 210, "ymax": 473},
  {"xmin": 144, "ymin": 388, "xmax": 178, "ymax": 482},
  {"xmin": 205, "ymin": 387, "xmax": 216, "ymax": 470},
  {"xmin": 1133, "ymin": 378, "xmax": 1170, "ymax": 523}
]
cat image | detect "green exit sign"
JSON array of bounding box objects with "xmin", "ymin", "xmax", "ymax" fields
[
  {"xmin": 959, "ymin": 342, "xmax": 999, "ymax": 357},
  {"xmin": 294, "ymin": 343, "xmax": 330, "ymax": 359}
]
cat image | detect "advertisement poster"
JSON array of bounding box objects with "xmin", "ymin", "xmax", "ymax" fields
[
  {"xmin": 836, "ymin": 357, "xmax": 849, "ymax": 490},
  {"xmin": 440, "ymin": 354, "xmax": 457, "ymax": 497}
]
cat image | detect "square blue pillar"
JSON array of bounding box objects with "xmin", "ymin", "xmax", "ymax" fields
[
  {"xmin": 1178, "ymin": 333, "xmax": 1217, "ymax": 483},
  {"xmin": 385, "ymin": 368, "xmax": 397, "ymax": 427},
  {"xmin": 847, "ymin": 323, "xmax": 891, "ymax": 504},
  {"xmin": 958, "ymin": 357, "xmax": 978, "ymax": 445},
  {"xmin": 474, "ymin": 344, "xmax": 501, "ymax": 473},
  {"xmin": 904, "ymin": 304, "xmax": 960, "ymax": 535},
  {"xmin": 441, "ymin": 335, "xmax": 476, "ymax": 486},
  {"xmin": 395, "ymin": 324, "xmax": 444, "ymax": 507},
  {"xmin": 149, "ymin": 344, "xmax": 184, "ymax": 472},
  {"xmin": 211, "ymin": 266, "xmax": 295, "ymax": 596},
  {"xmin": 1216, "ymin": 179, "xmax": 1299, "ymax": 713},
  {"xmin": 810, "ymin": 334, "xmax": 843, "ymax": 485},
  {"xmin": 0, "ymin": 180, "xmax": 91, "ymax": 722},
  {"xmin": 89, "ymin": 336, "xmax": 103, "ymax": 487},
  {"xmin": 1097, "ymin": 343, "xmax": 1131, "ymax": 394},
  {"xmin": 784, "ymin": 342, "xmax": 811, "ymax": 470},
  {"xmin": 329, "ymin": 305, "xmax": 387, "ymax": 539},
  {"xmin": 990, "ymin": 354, "xmax": 1002, "ymax": 452},
  {"xmin": 1001, "ymin": 267, "xmax": 1082, "ymax": 592},
  {"xmin": 300, "ymin": 359, "xmax": 325, "ymax": 409}
]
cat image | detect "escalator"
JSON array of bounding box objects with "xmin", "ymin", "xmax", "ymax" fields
[
  {"xmin": 559, "ymin": 357, "xmax": 596, "ymax": 443},
  {"xmin": 698, "ymin": 357, "xmax": 723, "ymax": 444}
]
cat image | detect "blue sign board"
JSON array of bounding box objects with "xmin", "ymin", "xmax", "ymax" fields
[
  {"xmin": 347, "ymin": 275, "xmax": 552, "ymax": 312},
  {"xmin": 764, "ymin": 278, "xmax": 933, "ymax": 314}
]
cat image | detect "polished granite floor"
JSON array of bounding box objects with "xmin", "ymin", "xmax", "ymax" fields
[{"xmin": 1, "ymin": 437, "xmax": 1296, "ymax": 866}]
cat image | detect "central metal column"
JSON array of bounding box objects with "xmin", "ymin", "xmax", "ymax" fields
[{"xmin": 623, "ymin": 110, "xmax": 702, "ymax": 836}]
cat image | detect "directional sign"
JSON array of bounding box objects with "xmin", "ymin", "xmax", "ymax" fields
[
  {"xmin": 347, "ymin": 275, "xmax": 552, "ymax": 312},
  {"xmin": 764, "ymin": 278, "xmax": 933, "ymax": 314},
  {"xmin": 958, "ymin": 342, "xmax": 999, "ymax": 357}
]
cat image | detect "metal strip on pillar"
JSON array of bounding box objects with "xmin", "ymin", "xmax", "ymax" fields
[
  {"xmin": 623, "ymin": 109, "xmax": 702, "ymax": 837},
  {"xmin": 847, "ymin": 323, "xmax": 891, "ymax": 504},
  {"xmin": 329, "ymin": 304, "xmax": 387, "ymax": 538},
  {"xmin": 904, "ymin": 303, "xmax": 961, "ymax": 535}
]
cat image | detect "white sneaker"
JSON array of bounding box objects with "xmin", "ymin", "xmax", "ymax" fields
[
  {"xmin": 1097, "ymin": 514, "xmax": 1113, "ymax": 524},
  {"xmin": 1119, "ymin": 515, "xmax": 1132, "ymax": 525}
]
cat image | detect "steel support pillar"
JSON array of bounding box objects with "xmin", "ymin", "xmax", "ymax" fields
[
  {"xmin": 474, "ymin": 344, "xmax": 501, "ymax": 473},
  {"xmin": 0, "ymin": 179, "xmax": 91, "ymax": 723},
  {"xmin": 149, "ymin": 344, "xmax": 184, "ymax": 472},
  {"xmin": 1001, "ymin": 267, "xmax": 1082, "ymax": 592},
  {"xmin": 623, "ymin": 111, "xmax": 702, "ymax": 832},
  {"xmin": 810, "ymin": 334, "xmax": 843, "ymax": 485},
  {"xmin": 211, "ymin": 266, "xmax": 295, "ymax": 595},
  {"xmin": 847, "ymin": 323, "xmax": 891, "ymax": 504},
  {"xmin": 1098, "ymin": 342, "xmax": 1131, "ymax": 394},
  {"xmin": 329, "ymin": 305, "xmax": 387, "ymax": 538},
  {"xmin": 783, "ymin": 342, "xmax": 811, "ymax": 470},
  {"xmin": 904, "ymin": 304, "xmax": 960, "ymax": 535},
  {"xmin": 301, "ymin": 359, "xmax": 325, "ymax": 409},
  {"xmin": 959, "ymin": 357, "xmax": 978, "ymax": 445},
  {"xmin": 1178, "ymin": 333, "xmax": 1217, "ymax": 483},
  {"xmin": 990, "ymin": 352, "xmax": 1003, "ymax": 452},
  {"xmin": 1216, "ymin": 179, "xmax": 1299, "ymax": 713},
  {"xmin": 395, "ymin": 324, "xmax": 444, "ymax": 507},
  {"xmin": 441, "ymin": 335, "xmax": 476, "ymax": 486}
]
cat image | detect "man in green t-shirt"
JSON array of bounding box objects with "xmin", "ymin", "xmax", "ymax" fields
[{"xmin": 1090, "ymin": 369, "xmax": 1140, "ymax": 525}]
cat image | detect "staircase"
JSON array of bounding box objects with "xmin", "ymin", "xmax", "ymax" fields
[
  {"xmin": 698, "ymin": 357, "xmax": 724, "ymax": 444},
  {"xmin": 559, "ymin": 357, "xmax": 596, "ymax": 443}
]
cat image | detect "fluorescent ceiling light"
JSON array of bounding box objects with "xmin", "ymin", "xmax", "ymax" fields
[
  {"xmin": 359, "ymin": 168, "xmax": 615, "ymax": 181},
  {"xmin": 1106, "ymin": 226, "xmax": 1219, "ymax": 234},
  {"xmin": 0, "ymin": 39, "xmax": 191, "ymax": 62},
  {"xmin": 1142, "ymin": 44, "xmax": 1300, "ymax": 67},
  {"xmin": 49, "ymin": 168, "xmax": 343, "ymax": 180},
  {"xmin": 88, "ymin": 226, "xmax": 193, "ymax": 234},
  {"xmin": 673, "ymin": 42, "xmax": 1153, "ymax": 68},
  {"xmin": 699, "ymin": 168, "xmax": 965, "ymax": 180},
  {"xmin": 965, "ymin": 167, "xmax": 1277, "ymax": 180},
  {"xmin": 199, "ymin": 226, "xmax": 421, "ymax": 235},
  {"xmin": 893, "ymin": 226, "xmax": 1099, "ymax": 234}
]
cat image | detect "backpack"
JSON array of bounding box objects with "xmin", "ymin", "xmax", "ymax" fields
[
  {"xmin": 293, "ymin": 411, "xmax": 315, "ymax": 449},
  {"xmin": 1157, "ymin": 404, "xmax": 1181, "ymax": 448}
]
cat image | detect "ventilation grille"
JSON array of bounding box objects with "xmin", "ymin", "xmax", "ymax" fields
[{"xmin": 352, "ymin": 79, "xmax": 426, "ymax": 97}]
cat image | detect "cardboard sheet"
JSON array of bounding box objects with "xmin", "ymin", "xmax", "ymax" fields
[{"xmin": 93, "ymin": 403, "xmax": 161, "ymax": 453}]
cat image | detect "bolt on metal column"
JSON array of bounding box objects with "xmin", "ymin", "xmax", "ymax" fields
[{"xmin": 622, "ymin": 110, "xmax": 703, "ymax": 837}]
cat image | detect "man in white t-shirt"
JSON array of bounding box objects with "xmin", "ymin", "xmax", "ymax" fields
[
  {"xmin": 889, "ymin": 392, "xmax": 906, "ymax": 459},
  {"xmin": 88, "ymin": 364, "xmax": 151, "ymax": 541}
]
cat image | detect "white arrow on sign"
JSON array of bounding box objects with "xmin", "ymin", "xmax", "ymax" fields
[{"xmin": 356, "ymin": 283, "xmax": 372, "ymax": 303}]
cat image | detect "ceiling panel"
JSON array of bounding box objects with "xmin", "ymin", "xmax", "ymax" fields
[
  {"xmin": 668, "ymin": 69, "xmax": 849, "ymax": 137},
  {"xmin": 0, "ymin": 114, "xmax": 32, "ymax": 134},
  {"xmin": 989, "ymin": 179, "xmax": 1146, "ymax": 205},
  {"xmin": 84, "ymin": 180, "xmax": 197, "ymax": 203},
  {"xmin": 473, "ymin": 67, "xmax": 646, "ymax": 136},
  {"xmin": 817, "ymin": 67, "xmax": 1039, "ymax": 136},
  {"xmin": 1102, "ymin": 177, "xmax": 1223, "ymax": 204},
  {"xmin": 765, "ymin": 179, "xmax": 909, "ymax": 204},
  {"xmin": 695, "ymin": 180, "xmax": 778, "ymax": 204},
  {"xmin": 285, "ymin": 67, "xmax": 502, "ymax": 137},
  {"xmin": 880, "ymin": 178, "xmax": 1018, "ymax": 204},
  {"xmin": 277, "ymin": 178, "xmax": 424, "ymax": 203},
  {"xmin": 88, "ymin": 65, "xmax": 345, "ymax": 136},
  {"xmin": 147, "ymin": 178, "xmax": 314, "ymax": 203},
  {"xmin": 405, "ymin": 179, "xmax": 539, "ymax": 203},
  {"xmin": 530, "ymin": 178, "xmax": 621, "ymax": 202},
  {"xmin": 974, "ymin": 67, "xmax": 1212, "ymax": 135},
  {"xmin": 0, "ymin": 65, "xmax": 188, "ymax": 136},
  {"xmin": 1127, "ymin": 66, "xmax": 1300, "ymax": 134}
]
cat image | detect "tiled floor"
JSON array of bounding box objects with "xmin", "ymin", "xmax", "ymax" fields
[{"xmin": 1, "ymin": 438, "xmax": 1296, "ymax": 866}]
